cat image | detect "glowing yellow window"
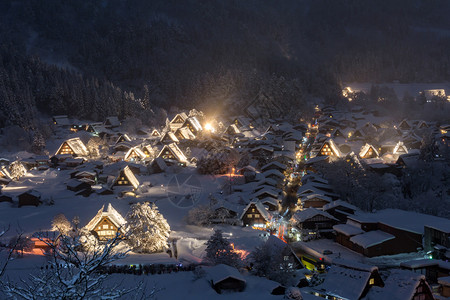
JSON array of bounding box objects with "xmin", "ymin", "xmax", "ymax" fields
[{"xmin": 369, "ymin": 278, "xmax": 374, "ymax": 285}]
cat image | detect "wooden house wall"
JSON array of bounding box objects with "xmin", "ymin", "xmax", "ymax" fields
[
  {"xmin": 57, "ymin": 142, "xmax": 74, "ymax": 155},
  {"xmin": 18, "ymin": 194, "xmax": 41, "ymax": 207},
  {"xmin": 93, "ymin": 217, "xmax": 120, "ymax": 240},
  {"xmin": 213, "ymin": 278, "xmax": 246, "ymax": 293},
  {"xmin": 242, "ymin": 204, "xmax": 266, "ymax": 227},
  {"xmin": 114, "ymin": 171, "xmax": 133, "ymax": 186},
  {"xmin": 302, "ymin": 199, "xmax": 329, "ymax": 209}
]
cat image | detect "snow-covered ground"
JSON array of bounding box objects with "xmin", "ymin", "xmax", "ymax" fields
[{"xmin": 345, "ymin": 82, "xmax": 450, "ymax": 98}]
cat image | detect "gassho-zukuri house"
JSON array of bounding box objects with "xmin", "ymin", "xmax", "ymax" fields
[{"xmin": 84, "ymin": 203, "xmax": 126, "ymax": 240}]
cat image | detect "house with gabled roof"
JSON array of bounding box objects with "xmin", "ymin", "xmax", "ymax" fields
[
  {"xmin": 313, "ymin": 260, "xmax": 383, "ymax": 299},
  {"xmin": 206, "ymin": 264, "xmax": 246, "ymax": 294},
  {"xmin": 157, "ymin": 143, "xmax": 187, "ymax": 165},
  {"xmin": 160, "ymin": 131, "xmax": 179, "ymax": 144},
  {"xmin": 0, "ymin": 167, "xmax": 11, "ymax": 185},
  {"xmin": 317, "ymin": 139, "xmax": 341, "ymax": 158},
  {"xmin": 291, "ymin": 207, "xmax": 338, "ymax": 233},
  {"xmin": 225, "ymin": 124, "xmax": 241, "ymax": 135},
  {"xmin": 365, "ymin": 269, "xmax": 434, "ymax": 300},
  {"xmin": 175, "ymin": 126, "xmax": 195, "ymax": 141},
  {"xmin": 84, "ymin": 203, "xmax": 126, "ymax": 240},
  {"xmin": 323, "ymin": 200, "xmax": 359, "ymax": 222},
  {"xmin": 115, "ymin": 134, "xmax": 132, "ymax": 145},
  {"xmin": 393, "ymin": 141, "xmax": 408, "ymax": 155},
  {"xmin": 55, "ymin": 138, "xmax": 89, "ymax": 157},
  {"xmin": 359, "ymin": 143, "xmax": 379, "ymax": 159},
  {"xmin": 111, "ymin": 165, "xmax": 139, "ymax": 190},
  {"xmin": 124, "ymin": 147, "xmax": 146, "ymax": 162},
  {"xmin": 169, "ymin": 113, "xmax": 189, "ymax": 131},
  {"xmin": 52, "ymin": 115, "xmax": 71, "ymax": 127},
  {"xmin": 104, "ymin": 116, "xmax": 121, "ymax": 128},
  {"xmin": 251, "ymin": 187, "xmax": 279, "ymax": 201},
  {"xmin": 18, "ymin": 190, "xmax": 42, "ymax": 207},
  {"xmin": 398, "ymin": 119, "xmax": 412, "ymax": 130},
  {"xmin": 299, "ymin": 193, "xmax": 333, "ymax": 209},
  {"xmin": 261, "ymin": 161, "xmax": 287, "ymax": 173},
  {"xmin": 150, "ymin": 129, "xmax": 160, "ymax": 137},
  {"xmin": 240, "ymin": 200, "xmax": 272, "ymax": 228},
  {"xmin": 182, "ymin": 116, "xmax": 202, "ymax": 135}
]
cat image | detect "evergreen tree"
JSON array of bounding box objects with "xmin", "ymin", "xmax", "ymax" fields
[
  {"xmin": 204, "ymin": 229, "xmax": 239, "ymax": 267},
  {"xmin": 126, "ymin": 202, "xmax": 170, "ymax": 253}
]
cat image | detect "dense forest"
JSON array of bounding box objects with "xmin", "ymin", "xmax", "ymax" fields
[{"xmin": 1, "ymin": 0, "xmax": 450, "ymax": 130}]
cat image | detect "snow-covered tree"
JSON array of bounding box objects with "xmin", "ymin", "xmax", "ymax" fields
[
  {"xmin": 31, "ymin": 131, "xmax": 45, "ymax": 154},
  {"xmin": 9, "ymin": 161, "xmax": 27, "ymax": 180},
  {"xmin": 185, "ymin": 205, "xmax": 213, "ymax": 226},
  {"xmin": 51, "ymin": 213, "xmax": 72, "ymax": 235},
  {"xmin": 204, "ymin": 229, "xmax": 239, "ymax": 267},
  {"xmin": 126, "ymin": 202, "xmax": 170, "ymax": 253},
  {"xmin": 2, "ymin": 231, "xmax": 155, "ymax": 299},
  {"xmin": 284, "ymin": 287, "xmax": 303, "ymax": 300},
  {"xmin": 249, "ymin": 239, "xmax": 296, "ymax": 285}
]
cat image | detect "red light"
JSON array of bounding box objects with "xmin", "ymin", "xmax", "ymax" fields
[{"xmin": 319, "ymin": 258, "xmax": 323, "ymax": 261}]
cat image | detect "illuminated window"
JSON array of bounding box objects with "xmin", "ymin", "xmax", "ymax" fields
[
  {"xmin": 248, "ymin": 214, "xmax": 253, "ymax": 218},
  {"xmin": 254, "ymin": 214, "xmax": 260, "ymax": 218},
  {"xmin": 103, "ymin": 224, "xmax": 109, "ymax": 229},
  {"xmin": 369, "ymin": 278, "xmax": 374, "ymax": 285}
]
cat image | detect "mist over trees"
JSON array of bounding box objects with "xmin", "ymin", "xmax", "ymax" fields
[{"xmin": 1, "ymin": 0, "xmax": 450, "ymax": 130}]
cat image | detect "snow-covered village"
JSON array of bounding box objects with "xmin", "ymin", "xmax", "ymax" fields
[{"xmin": 1, "ymin": 2, "xmax": 450, "ymax": 300}]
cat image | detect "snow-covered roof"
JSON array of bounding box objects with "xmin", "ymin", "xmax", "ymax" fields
[
  {"xmin": 314, "ymin": 265, "xmax": 374, "ymax": 300},
  {"xmin": 359, "ymin": 143, "xmax": 379, "ymax": 158},
  {"xmin": 259, "ymin": 197, "xmax": 280, "ymax": 207},
  {"xmin": 160, "ymin": 131, "xmax": 179, "ymax": 143},
  {"xmin": 354, "ymin": 209, "xmax": 450, "ymax": 235},
  {"xmin": 333, "ymin": 224, "xmax": 364, "ymax": 236},
  {"xmin": 53, "ymin": 115, "xmax": 71, "ymax": 126},
  {"xmin": 240, "ymin": 200, "xmax": 271, "ymax": 222},
  {"xmin": 115, "ymin": 134, "xmax": 132, "ymax": 144},
  {"xmin": 250, "ymin": 145, "xmax": 274, "ymax": 153},
  {"xmin": 332, "ymin": 258, "xmax": 378, "ymax": 273},
  {"xmin": 56, "ymin": 138, "xmax": 89, "ymax": 157},
  {"xmin": 176, "ymin": 127, "xmax": 195, "ymax": 140},
  {"xmin": 251, "ymin": 188, "xmax": 279, "ymax": 199},
  {"xmin": 84, "ymin": 203, "xmax": 127, "ymax": 232},
  {"xmin": 19, "ymin": 189, "xmax": 41, "ymax": 198},
  {"xmin": 323, "ymin": 200, "xmax": 359, "ymax": 212},
  {"xmin": 184, "ymin": 116, "xmax": 202, "ymax": 132},
  {"xmin": 291, "ymin": 208, "xmax": 338, "ymax": 224},
  {"xmin": 207, "ymin": 264, "xmax": 245, "ymax": 285},
  {"xmin": 113, "ymin": 165, "xmax": 139, "ymax": 189},
  {"xmin": 393, "ymin": 141, "xmax": 408, "ymax": 154},
  {"xmin": 255, "ymin": 178, "xmax": 278, "ymax": 187},
  {"xmin": 105, "ymin": 116, "xmax": 120, "ymax": 127},
  {"xmin": 300, "ymin": 193, "xmax": 333, "ymax": 204},
  {"xmin": 350, "ymin": 230, "xmax": 395, "ymax": 248},
  {"xmin": 318, "ymin": 138, "xmax": 342, "ymax": 158},
  {"xmin": 261, "ymin": 161, "xmax": 287, "ymax": 172},
  {"xmin": 124, "ymin": 147, "xmax": 146, "ymax": 161},
  {"xmin": 261, "ymin": 169, "xmax": 284, "ymax": 179},
  {"xmin": 366, "ymin": 269, "xmax": 429, "ymax": 300},
  {"xmin": 400, "ymin": 258, "xmax": 447, "ymax": 269},
  {"xmin": 157, "ymin": 143, "xmax": 187, "ymax": 163},
  {"xmin": 170, "ymin": 112, "xmax": 189, "ymax": 124}
]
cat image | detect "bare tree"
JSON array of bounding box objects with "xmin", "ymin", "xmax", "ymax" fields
[{"xmin": 2, "ymin": 230, "xmax": 157, "ymax": 299}]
